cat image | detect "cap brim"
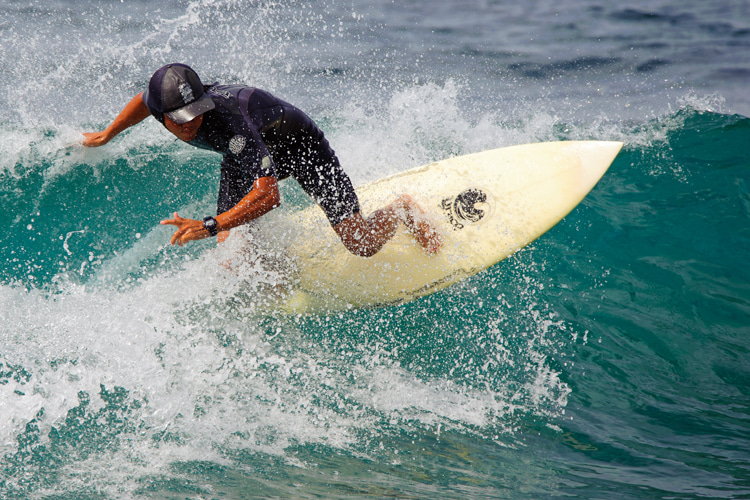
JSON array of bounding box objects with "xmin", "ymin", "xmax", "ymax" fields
[{"xmin": 165, "ymin": 94, "xmax": 215, "ymax": 124}]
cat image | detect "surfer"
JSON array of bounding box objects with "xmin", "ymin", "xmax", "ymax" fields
[{"xmin": 82, "ymin": 63, "xmax": 441, "ymax": 257}]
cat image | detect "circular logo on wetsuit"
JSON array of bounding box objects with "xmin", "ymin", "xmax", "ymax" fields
[{"xmin": 229, "ymin": 135, "xmax": 246, "ymax": 155}]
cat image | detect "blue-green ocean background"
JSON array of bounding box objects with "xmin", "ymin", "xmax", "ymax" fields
[{"xmin": 1, "ymin": 0, "xmax": 749, "ymax": 498}]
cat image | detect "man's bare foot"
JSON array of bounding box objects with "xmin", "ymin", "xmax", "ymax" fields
[
  {"xmin": 395, "ymin": 194, "xmax": 442, "ymax": 255},
  {"xmin": 413, "ymin": 218, "xmax": 442, "ymax": 255}
]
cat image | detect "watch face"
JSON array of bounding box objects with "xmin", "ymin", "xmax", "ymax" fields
[{"xmin": 203, "ymin": 217, "xmax": 218, "ymax": 235}]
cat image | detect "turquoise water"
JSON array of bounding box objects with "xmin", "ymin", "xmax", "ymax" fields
[{"xmin": 2, "ymin": 1, "xmax": 750, "ymax": 498}]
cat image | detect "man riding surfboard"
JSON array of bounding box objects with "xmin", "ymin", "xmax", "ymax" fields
[{"xmin": 83, "ymin": 63, "xmax": 441, "ymax": 257}]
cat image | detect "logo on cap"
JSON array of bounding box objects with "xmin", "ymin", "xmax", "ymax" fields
[{"xmin": 178, "ymin": 82, "xmax": 194, "ymax": 104}]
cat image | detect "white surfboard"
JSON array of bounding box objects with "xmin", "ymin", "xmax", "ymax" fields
[{"xmin": 279, "ymin": 141, "xmax": 622, "ymax": 313}]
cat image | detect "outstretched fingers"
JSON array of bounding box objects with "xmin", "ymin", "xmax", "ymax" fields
[
  {"xmin": 160, "ymin": 212, "xmax": 185, "ymax": 228},
  {"xmin": 160, "ymin": 212, "xmax": 202, "ymax": 246}
]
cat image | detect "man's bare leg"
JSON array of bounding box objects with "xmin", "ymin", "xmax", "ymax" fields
[{"xmin": 334, "ymin": 195, "xmax": 442, "ymax": 257}]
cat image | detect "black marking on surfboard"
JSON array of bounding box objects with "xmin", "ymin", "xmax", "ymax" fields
[{"xmin": 441, "ymin": 188, "xmax": 488, "ymax": 230}]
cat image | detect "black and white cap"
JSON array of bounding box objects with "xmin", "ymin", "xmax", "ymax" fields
[{"xmin": 143, "ymin": 63, "xmax": 215, "ymax": 124}]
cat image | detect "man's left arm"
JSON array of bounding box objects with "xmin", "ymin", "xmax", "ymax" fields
[{"xmin": 82, "ymin": 93, "xmax": 151, "ymax": 147}]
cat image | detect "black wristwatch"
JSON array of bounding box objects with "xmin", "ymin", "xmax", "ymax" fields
[{"xmin": 202, "ymin": 216, "xmax": 219, "ymax": 237}]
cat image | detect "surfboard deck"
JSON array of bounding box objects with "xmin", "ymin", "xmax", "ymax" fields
[{"xmin": 277, "ymin": 140, "xmax": 622, "ymax": 313}]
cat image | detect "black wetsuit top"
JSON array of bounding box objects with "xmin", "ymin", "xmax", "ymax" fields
[{"xmin": 171, "ymin": 84, "xmax": 360, "ymax": 226}]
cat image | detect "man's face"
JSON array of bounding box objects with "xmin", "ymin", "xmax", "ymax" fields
[{"xmin": 164, "ymin": 114, "xmax": 203, "ymax": 142}]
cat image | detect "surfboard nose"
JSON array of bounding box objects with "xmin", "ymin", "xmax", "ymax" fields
[{"xmin": 575, "ymin": 141, "xmax": 623, "ymax": 184}]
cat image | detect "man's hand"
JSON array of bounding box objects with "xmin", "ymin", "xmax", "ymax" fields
[
  {"xmin": 81, "ymin": 131, "xmax": 112, "ymax": 148},
  {"xmin": 161, "ymin": 212, "xmax": 212, "ymax": 246},
  {"xmin": 80, "ymin": 93, "xmax": 151, "ymax": 148}
]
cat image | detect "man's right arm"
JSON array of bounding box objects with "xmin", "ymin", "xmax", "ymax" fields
[{"xmin": 82, "ymin": 92, "xmax": 151, "ymax": 147}]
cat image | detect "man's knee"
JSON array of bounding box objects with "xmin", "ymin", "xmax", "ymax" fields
[{"xmin": 333, "ymin": 214, "xmax": 381, "ymax": 258}]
